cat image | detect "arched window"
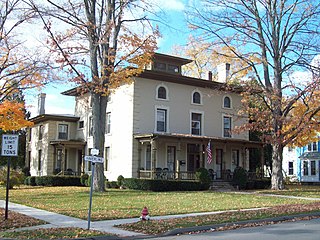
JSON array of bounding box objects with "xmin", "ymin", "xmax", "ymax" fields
[
  {"xmin": 157, "ymin": 86, "xmax": 167, "ymax": 100},
  {"xmin": 192, "ymin": 92, "xmax": 201, "ymax": 104},
  {"xmin": 223, "ymin": 96, "xmax": 231, "ymax": 108}
]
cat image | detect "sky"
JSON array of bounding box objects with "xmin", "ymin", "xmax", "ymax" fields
[{"xmin": 25, "ymin": 0, "xmax": 190, "ymax": 118}]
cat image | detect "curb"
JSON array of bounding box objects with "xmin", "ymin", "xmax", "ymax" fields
[{"xmin": 160, "ymin": 211, "xmax": 320, "ymax": 237}]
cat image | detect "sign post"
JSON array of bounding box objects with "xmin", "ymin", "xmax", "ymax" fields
[
  {"xmin": 84, "ymin": 149, "xmax": 103, "ymax": 230},
  {"xmin": 1, "ymin": 134, "xmax": 19, "ymax": 220}
]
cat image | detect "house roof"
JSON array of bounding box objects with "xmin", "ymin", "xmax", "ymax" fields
[
  {"xmin": 61, "ymin": 70, "xmax": 241, "ymax": 96},
  {"xmin": 152, "ymin": 53, "xmax": 193, "ymax": 66},
  {"xmin": 134, "ymin": 133, "xmax": 262, "ymax": 148},
  {"xmin": 299, "ymin": 152, "xmax": 320, "ymax": 160},
  {"xmin": 30, "ymin": 114, "xmax": 80, "ymax": 124}
]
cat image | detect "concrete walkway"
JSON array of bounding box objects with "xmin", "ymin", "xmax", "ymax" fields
[{"xmin": 1, "ymin": 192, "xmax": 320, "ymax": 237}]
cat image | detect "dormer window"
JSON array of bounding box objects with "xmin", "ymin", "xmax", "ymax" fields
[
  {"xmin": 168, "ymin": 64, "xmax": 180, "ymax": 73},
  {"xmin": 156, "ymin": 85, "xmax": 168, "ymax": 100},
  {"xmin": 192, "ymin": 91, "xmax": 201, "ymax": 104},
  {"xmin": 154, "ymin": 62, "xmax": 166, "ymax": 71},
  {"xmin": 223, "ymin": 96, "xmax": 231, "ymax": 108}
]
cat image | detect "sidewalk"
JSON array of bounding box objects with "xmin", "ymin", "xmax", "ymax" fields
[
  {"xmin": 0, "ymin": 200, "xmax": 269, "ymax": 237},
  {"xmin": 1, "ymin": 192, "xmax": 320, "ymax": 238}
]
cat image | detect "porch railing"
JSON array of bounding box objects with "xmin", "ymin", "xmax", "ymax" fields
[
  {"xmin": 139, "ymin": 169, "xmax": 196, "ymax": 180},
  {"xmin": 139, "ymin": 169, "xmax": 263, "ymax": 181}
]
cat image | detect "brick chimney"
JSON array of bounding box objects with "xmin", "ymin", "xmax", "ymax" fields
[
  {"xmin": 208, "ymin": 71, "xmax": 213, "ymax": 81},
  {"xmin": 217, "ymin": 63, "xmax": 231, "ymax": 83},
  {"xmin": 38, "ymin": 93, "xmax": 46, "ymax": 115}
]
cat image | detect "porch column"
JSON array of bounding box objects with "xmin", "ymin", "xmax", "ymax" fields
[
  {"xmin": 260, "ymin": 146, "xmax": 265, "ymax": 178},
  {"xmin": 176, "ymin": 141, "xmax": 181, "ymax": 179},
  {"xmin": 137, "ymin": 142, "xmax": 142, "ymax": 178},
  {"xmin": 151, "ymin": 139, "xmax": 157, "ymax": 178}
]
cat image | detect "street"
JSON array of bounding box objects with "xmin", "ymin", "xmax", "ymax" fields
[{"xmin": 145, "ymin": 218, "xmax": 320, "ymax": 240}]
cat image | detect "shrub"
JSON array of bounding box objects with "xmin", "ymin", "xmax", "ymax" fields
[
  {"xmin": 195, "ymin": 168, "xmax": 211, "ymax": 183},
  {"xmin": 232, "ymin": 167, "xmax": 248, "ymax": 190},
  {"xmin": 124, "ymin": 178, "xmax": 210, "ymax": 192},
  {"xmin": 117, "ymin": 175, "xmax": 124, "ymax": 187},
  {"xmin": 24, "ymin": 176, "xmax": 36, "ymax": 186},
  {"xmin": 80, "ymin": 174, "xmax": 89, "ymax": 186},
  {"xmin": 107, "ymin": 181, "xmax": 119, "ymax": 188},
  {"xmin": 0, "ymin": 167, "xmax": 25, "ymax": 189},
  {"xmin": 24, "ymin": 176, "xmax": 82, "ymax": 186}
]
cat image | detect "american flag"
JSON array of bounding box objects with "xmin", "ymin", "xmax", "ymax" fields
[{"xmin": 206, "ymin": 141, "xmax": 212, "ymax": 164}]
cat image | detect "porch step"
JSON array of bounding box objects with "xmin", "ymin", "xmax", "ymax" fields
[{"xmin": 210, "ymin": 181, "xmax": 235, "ymax": 192}]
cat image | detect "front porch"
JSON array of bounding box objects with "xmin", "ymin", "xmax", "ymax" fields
[
  {"xmin": 134, "ymin": 133, "xmax": 264, "ymax": 181},
  {"xmin": 138, "ymin": 168, "xmax": 259, "ymax": 181}
]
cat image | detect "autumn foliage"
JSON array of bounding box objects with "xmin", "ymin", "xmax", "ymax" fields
[{"xmin": 0, "ymin": 101, "xmax": 33, "ymax": 131}]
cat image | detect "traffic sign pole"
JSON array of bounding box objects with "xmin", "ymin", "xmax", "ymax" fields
[
  {"xmin": 2, "ymin": 134, "xmax": 19, "ymax": 221},
  {"xmin": 5, "ymin": 157, "xmax": 11, "ymax": 220},
  {"xmin": 87, "ymin": 162, "xmax": 95, "ymax": 230}
]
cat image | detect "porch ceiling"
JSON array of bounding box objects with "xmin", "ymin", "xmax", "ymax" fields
[
  {"xmin": 50, "ymin": 140, "xmax": 86, "ymax": 148},
  {"xmin": 299, "ymin": 152, "xmax": 320, "ymax": 160},
  {"xmin": 134, "ymin": 133, "xmax": 263, "ymax": 148}
]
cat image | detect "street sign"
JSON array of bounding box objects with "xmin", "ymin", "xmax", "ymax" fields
[
  {"xmin": 84, "ymin": 155, "xmax": 104, "ymax": 163},
  {"xmin": 90, "ymin": 148, "xmax": 99, "ymax": 156},
  {"xmin": 1, "ymin": 134, "xmax": 19, "ymax": 156}
]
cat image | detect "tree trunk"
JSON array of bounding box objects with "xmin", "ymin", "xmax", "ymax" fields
[
  {"xmin": 271, "ymin": 142, "xmax": 284, "ymax": 190},
  {"xmin": 92, "ymin": 93, "xmax": 107, "ymax": 192}
]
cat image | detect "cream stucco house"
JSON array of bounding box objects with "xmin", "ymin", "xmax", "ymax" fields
[{"xmin": 26, "ymin": 53, "xmax": 262, "ymax": 181}]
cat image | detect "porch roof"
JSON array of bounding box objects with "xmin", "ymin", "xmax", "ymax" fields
[
  {"xmin": 50, "ymin": 140, "xmax": 86, "ymax": 147},
  {"xmin": 299, "ymin": 152, "xmax": 320, "ymax": 160},
  {"xmin": 134, "ymin": 133, "xmax": 263, "ymax": 148}
]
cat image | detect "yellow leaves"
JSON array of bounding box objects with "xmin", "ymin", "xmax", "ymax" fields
[{"xmin": 0, "ymin": 100, "xmax": 33, "ymax": 131}]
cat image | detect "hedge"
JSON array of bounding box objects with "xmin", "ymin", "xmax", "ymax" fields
[
  {"xmin": 24, "ymin": 176, "xmax": 83, "ymax": 187},
  {"xmin": 123, "ymin": 178, "xmax": 210, "ymax": 192},
  {"xmin": 246, "ymin": 179, "xmax": 271, "ymax": 190}
]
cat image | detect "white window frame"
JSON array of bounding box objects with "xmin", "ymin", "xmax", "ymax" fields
[
  {"xmin": 104, "ymin": 147, "xmax": 110, "ymax": 171},
  {"xmin": 190, "ymin": 110, "xmax": 204, "ymax": 136},
  {"xmin": 106, "ymin": 112, "xmax": 111, "ymax": 134},
  {"xmin": 222, "ymin": 115, "xmax": 232, "ymax": 138},
  {"xmin": 223, "ymin": 95, "xmax": 232, "ymax": 109},
  {"xmin": 57, "ymin": 123, "xmax": 69, "ymax": 140},
  {"xmin": 155, "ymin": 84, "xmax": 169, "ymax": 101},
  {"xmin": 191, "ymin": 89, "xmax": 202, "ymax": 105},
  {"xmin": 155, "ymin": 106, "xmax": 169, "ymax": 133}
]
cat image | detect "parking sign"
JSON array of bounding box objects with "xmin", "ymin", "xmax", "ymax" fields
[{"xmin": 1, "ymin": 134, "xmax": 19, "ymax": 156}]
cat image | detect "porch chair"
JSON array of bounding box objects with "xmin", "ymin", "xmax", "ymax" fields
[
  {"xmin": 155, "ymin": 168, "xmax": 162, "ymax": 179},
  {"xmin": 208, "ymin": 169, "xmax": 216, "ymax": 180},
  {"xmin": 161, "ymin": 168, "xmax": 169, "ymax": 179}
]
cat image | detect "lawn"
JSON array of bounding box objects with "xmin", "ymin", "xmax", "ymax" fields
[
  {"xmin": 0, "ymin": 186, "xmax": 318, "ymax": 221},
  {"xmin": 257, "ymin": 185, "xmax": 320, "ymax": 198}
]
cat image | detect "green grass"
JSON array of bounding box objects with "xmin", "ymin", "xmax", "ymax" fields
[
  {"xmin": 0, "ymin": 227, "xmax": 108, "ymax": 239},
  {"xmin": 0, "ymin": 186, "xmax": 318, "ymax": 221},
  {"xmin": 117, "ymin": 202, "xmax": 320, "ymax": 234},
  {"xmin": 257, "ymin": 185, "xmax": 320, "ymax": 198}
]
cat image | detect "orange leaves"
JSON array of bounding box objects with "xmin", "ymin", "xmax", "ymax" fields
[{"xmin": 0, "ymin": 100, "xmax": 33, "ymax": 131}]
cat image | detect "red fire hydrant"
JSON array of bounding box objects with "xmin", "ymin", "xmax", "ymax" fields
[{"xmin": 140, "ymin": 206, "xmax": 150, "ymax": 220}]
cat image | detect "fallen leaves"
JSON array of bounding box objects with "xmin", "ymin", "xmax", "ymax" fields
[
  {"xmin": 116, "ymin": 202, "xmax": 320, "ymax": 235},
  {"xmin": 0, "ymin": 208, "xmax": 46, "ymax": 231}
]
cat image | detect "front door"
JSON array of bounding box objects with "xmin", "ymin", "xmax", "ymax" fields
[
  {"xmin": 187, "ymin": 144, "xmax": 200, "ymax": 172},
  {"xmin": 216, "ymin": 149, "xmax": 223, "ymax": 179},
  {"xmin": 167, "ymin": 146, "xmax": 176, "ymax": 172}
]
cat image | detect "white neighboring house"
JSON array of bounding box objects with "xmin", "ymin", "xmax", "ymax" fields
[
  {"xmin": 26, "ymin": 53, "xmax": 263, "ymax": 181},
  {"xmin": 283, "ymin": 141, "xmax": 320, "ymax": 183}
]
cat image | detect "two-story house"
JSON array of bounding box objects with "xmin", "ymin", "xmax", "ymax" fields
[
  {"xmin": 283, "ymin": 141, "xmax": 320, "ymax": 183},
  {"xmin": 26, "ymin": 53, "xmax": 263, "ymax": 181}
]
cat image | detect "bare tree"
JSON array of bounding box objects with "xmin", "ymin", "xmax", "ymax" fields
[
  {"xmin": 0, "ymin": 0, "xmax": 51, "ymax": 130},
  {"xmin": 188, "ymin": 0, "xmax": 320, "ymax": 189},
  {"xmin": 30, "ymin": 0, "xmax": 158, "ymax": 191}
]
